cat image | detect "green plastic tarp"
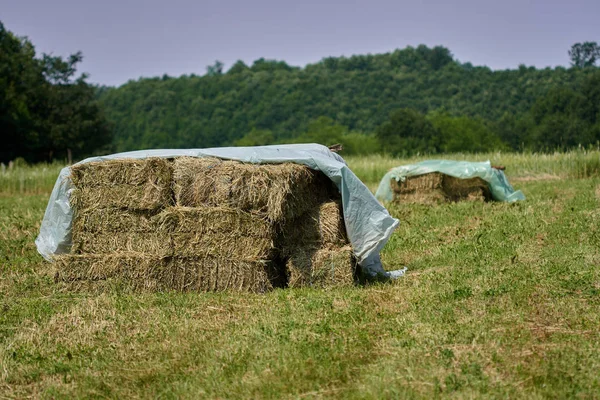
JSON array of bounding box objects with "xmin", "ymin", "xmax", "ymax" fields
[{"xmin": 375, "ymin": 160, "xmax": 525, "ymax": 203}]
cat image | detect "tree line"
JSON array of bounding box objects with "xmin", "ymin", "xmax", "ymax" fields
[
  {"xmin": 1, "ymin": 20, "xmax": 599, "ymax": 163},
  {"xmin": 0, "ymin": 22, "xmax": 111, "ymax": 163}
]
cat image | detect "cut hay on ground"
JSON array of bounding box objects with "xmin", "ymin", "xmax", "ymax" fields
[
  {"xmin": 54, "ymin": 253, "xmax": 280, "ymax": 293},
  {"xmin": 391, "ymin": 172, "xmax": 491, "ymax": 203},
  {"xmin": 173, "ymin": 157, "xmax": 334, "ymax": 222},
  {"xmin": 286, "ymin": 246, "xmax": 356, "ymax": 289},
  {"xmin": 278, "ymin": 201, "xmax": 347, "ymax": 254}
]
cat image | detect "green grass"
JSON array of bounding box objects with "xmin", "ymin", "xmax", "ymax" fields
[{"xmin": 1, "ymin": 153, "xmax": 600, "ymax": 398}]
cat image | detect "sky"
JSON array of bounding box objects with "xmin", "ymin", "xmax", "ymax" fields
[{"xmin": 2, "ymin": 0, "xmax": 599, "ymax": 87}]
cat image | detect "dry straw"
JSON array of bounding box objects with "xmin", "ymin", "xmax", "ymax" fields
[
  {"xmin": 391, "ymin": 172, "xmax": 491, "ymax": 203},
  {"xmin": 54, "ymin": 253, "xmax": 280, "ymax": 293},
  {"xmin": 70, "ymin": 185, "xmax": 172, "ymax": 211},
  {"xmin": 173, "ymin": 157, "xmax": 334, "ymax": 222},
  {"xmin": 70, "ymin": 158, "xmax": 172, "ymax": 187},
  {"xmin": 278, "ymin": 201, "xmax": 347, "ymax": 254},
  {"xmin": 62, "ymin": 156, "xmax": 353, "ymax": 292},
  {"xmin": 286, "ymin": 245, "xmax": 356, "ymax": 289}
]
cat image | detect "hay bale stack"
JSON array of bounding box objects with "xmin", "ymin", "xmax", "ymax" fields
[
  {"xmin": 57, "ymin": 156, "xmax": 355, "ymax": 292},
  {"xmin": 391, "ymin": 172, "xmax": 491, "ymax": 203}
]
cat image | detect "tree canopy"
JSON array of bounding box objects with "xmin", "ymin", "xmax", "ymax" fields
[{"xmin": 0, "ymin": 22, "xmax": 111, "ymax": 163}]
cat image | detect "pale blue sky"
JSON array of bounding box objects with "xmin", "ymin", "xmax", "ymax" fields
[{"xmin": 2, "ymin": 0, "xmax": 599, "ymax": 86}]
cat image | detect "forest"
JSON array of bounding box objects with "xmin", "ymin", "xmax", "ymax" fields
[{"xmin": 1, "ymin": 21, "xmax": 600, "ymax": 162}]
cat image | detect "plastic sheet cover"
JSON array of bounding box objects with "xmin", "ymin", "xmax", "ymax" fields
[
  {"xmin": 375, "ymin": 159, "xmax": 526, "ymax": 203},
  {"xmin": 35, "ymin": 144, "xmax": 400, "ymax": 277}
]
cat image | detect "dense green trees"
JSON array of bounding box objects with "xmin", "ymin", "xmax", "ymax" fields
[
  {"xmin": 569, "ymin": 42, "xmax": 600, "ymax": 68},
  {"xmin": 97, "ymin": 44, "xmax": 598, "ymax": 156},
  {"xmin": 2, "ymin": 19, "xmax": 599, "ymax": 162},
  {"xmin": 0, "ymin": 22, "xmax": 111, "ymax": 163}
]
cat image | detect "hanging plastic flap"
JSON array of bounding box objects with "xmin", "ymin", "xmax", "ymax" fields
[
  {"xmin": 35, "ymin": 144, "xmax": 399, "ymax": 276},
  {"xmin": 375, "ymin": 159, "xmax": 525, "ymax": 202}
]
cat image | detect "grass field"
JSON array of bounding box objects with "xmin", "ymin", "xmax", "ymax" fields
[{"xmin": 1, "ymin": 151, "xmax": 600, "ymax": 398}]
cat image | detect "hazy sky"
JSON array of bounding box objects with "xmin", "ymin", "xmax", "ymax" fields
[{"xmin": 2, "ymin": 0, "xmax": 599, "ymax": 87}]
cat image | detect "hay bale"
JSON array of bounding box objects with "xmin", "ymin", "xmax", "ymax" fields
[
  {"xmin": 70, "ymin": 158, "xmax": 172, "ymax": 187},
  {"xmin": 72, "ymin": 209, "xmax": 157, "ymax": 233},
  {"xmin": 69, "ymin": 158, "xmax": 173, "ymax": 211},
  {"xmin": 391, "ymin": 172, "xmax": 491, "ymax": 203},
  {"xmin": 286, "ymin": 246, "xmax": 356, "ymax": 289},
  {"xmin": 70, "ymin": 185, "xmax": 172, "ymax": 211},
  {"xmin": 278, "ymin": 201, "xmax": 347, "ymax": 254},
  {"xmin": 53, "ymin": 253, "xmax": 280, "ymax": 293},
  {"xmin": 391, "ymin": 172, "xmax": 444, "ymax": 194},
  {"xmin": 71, "ymin": 232, "xmax": 172, "ymax": 256},
  {"xmin": 441, "ymin": 175, "xmax": 491, "ymax": 202},
  {"xmin": 171, "ymin": 233, "xmax": 273, "ymax": 259},
  {"xmin": 152, "ymin": 206, "xmax": 273, "ymax": 238},
  {"xmin": 173, "ymin": 157, "xmax": 335, "ymax": 222}
]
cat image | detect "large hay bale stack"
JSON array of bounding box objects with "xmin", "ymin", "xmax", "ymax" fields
[
  {"xmin": 391, "ymin": 172, "xmax": 491, "ymax": 204},
  {"xmin": 56, "ymin": 156, "xmax": 356, "ymax": 292}
]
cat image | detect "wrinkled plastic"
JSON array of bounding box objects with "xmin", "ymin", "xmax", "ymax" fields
[
  {"xmin": 375, "ymin": 160, "xmax": 525, "ymax": 203},
  {"xmin": 36, "ymin": 144, "xmax": 400, "ymax": 277}
]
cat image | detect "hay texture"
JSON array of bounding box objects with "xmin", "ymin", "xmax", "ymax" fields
[
  {"xmin": 286, "ymin": 246, "xmax": 356, "ymax": 289},
  {"xmin": 391, "ymin": 172, "xmax": 491, "ymax": 204},
  {"xmin": 278, "ymin": 201, "xmax": 347, "ymax": 254},
  {"xmin": 54, "ymin": 253, "xmax": 278, "ymax": 293},
  {"xmin": 70, "ymin": 157, "xmax": 173, "ymax": 211},
  {"xmin": 173, "ymin": 157, "xmax": 333, "ymax": 222},
  {"xmin": 61, "ymin": 155, "xmax": 353, "ymax": 292},
  {"xmin": 72, "ymin": 205, "xmax": 274, "ymax": 259},
  {"xmin": 70, "ymin": 158, "xmax": 172, "ymax": 187}
]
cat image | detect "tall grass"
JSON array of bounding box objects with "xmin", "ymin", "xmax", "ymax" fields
[
  {"xmin": 0, "ymin": 162, "xmax": 64, "ymax": 195},
  {"xmin": 346, "ymin": 150, "xmax": 600, "ymax": 186}
]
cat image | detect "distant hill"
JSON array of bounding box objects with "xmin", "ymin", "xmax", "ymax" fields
[{"xmin": 97, "ymin": 45, "xmax": 590, "ymax": 152}]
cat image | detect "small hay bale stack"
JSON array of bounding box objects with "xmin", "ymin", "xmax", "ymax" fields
[
  {"xmin": 56, "ymin": 156, "xmax": 355, "ymax": 292},
  {"xmin": 391, "ymin": 172, "xmax": 491, "ymax": 203}
]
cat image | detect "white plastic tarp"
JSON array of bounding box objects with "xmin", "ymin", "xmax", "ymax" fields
[
  {"xmin": 375, "ymin": 159, "xmax": 526, "ymax": 202},
  {"xmin": 35, "ymin": 144, "xmax": 400, "ymax": 277}
]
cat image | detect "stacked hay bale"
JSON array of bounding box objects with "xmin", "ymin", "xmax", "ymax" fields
[
  {"xmin": 278, "ymin": 201, "xmax": 355, "ymax": 288},
  {"xmin": 391, "ymin": 172, "xmax": 491, "ymax": 204},
  {"xmin": 55, "ymin": 156, "xmax": 355, "ymax": 292}
]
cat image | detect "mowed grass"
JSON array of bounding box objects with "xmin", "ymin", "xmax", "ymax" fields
[{"xmin": 1, "ymin": 153, "xmax": 600, "ymax": 398}]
